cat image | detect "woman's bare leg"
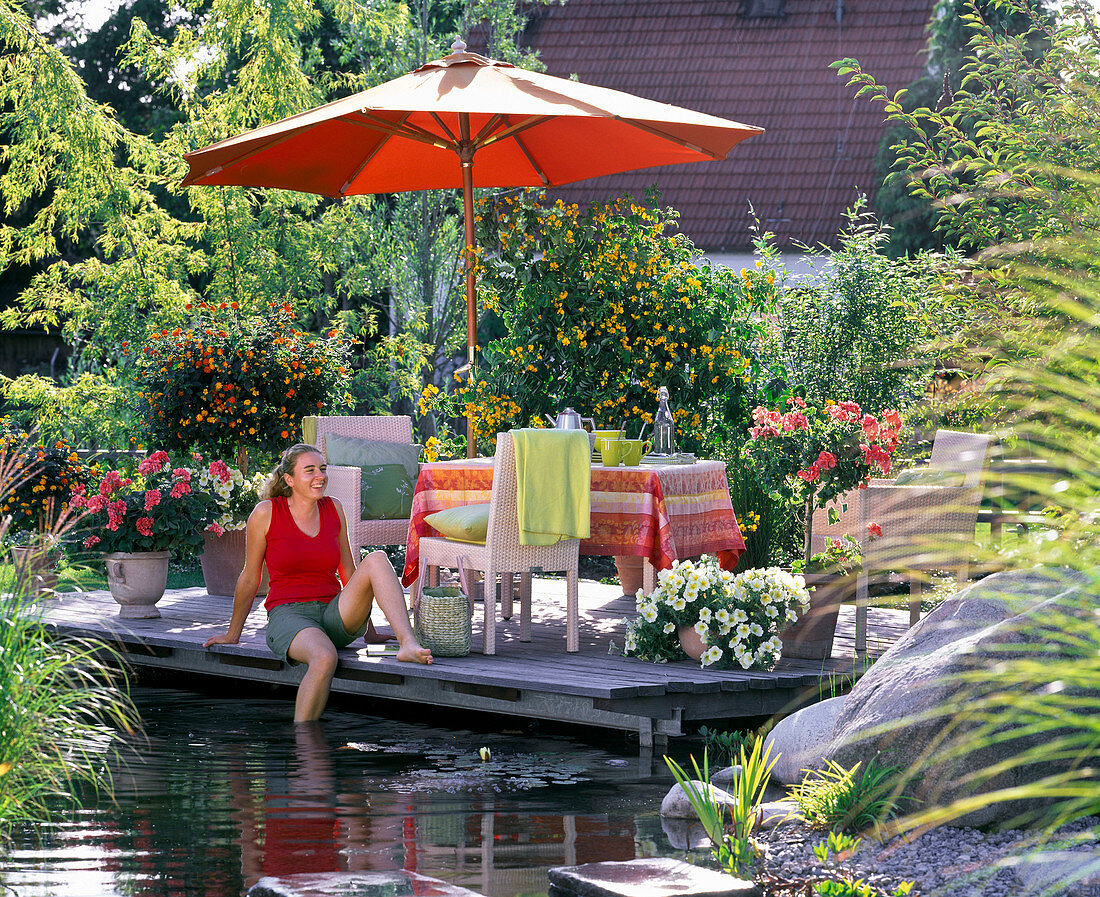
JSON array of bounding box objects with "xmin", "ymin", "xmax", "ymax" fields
[
  {"xmin": 338, "ymin": 551, "xmax": 432, "ymax": 664},
  {"xmin": 287, "ymin": 627, "xmax": 339, "ymax": 722}
]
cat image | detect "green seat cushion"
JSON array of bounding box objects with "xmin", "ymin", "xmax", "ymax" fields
[
  {"xmin": 360, "ymin": 463, "xmax": 415, "ymax": 520},
  {"xmin": 893, "ymin": 467, "xmax": 966, "ymax": 487},
  {"xmin": 324, "ymin": 432, "xmax": 422, "ymax": 480},
  {"xmin": 425, "ymin": 503, "xmax": 490, "ymax": 544}
]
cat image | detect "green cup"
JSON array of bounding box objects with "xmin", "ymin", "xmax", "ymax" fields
[
  {"xmin": 620, "ymin": 438, "xmax": 651, "ymax": 466},
  {"xmin": 592, "ymin": 429, "xmax": 625, "ymax": 455},
  {"xmin": 600, "ymin": 438, "xmax": 624, "ymax": 466}
]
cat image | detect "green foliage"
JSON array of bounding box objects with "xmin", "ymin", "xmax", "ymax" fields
[
  {"xmin": 0, "ymin": 447, "xmax": 140, "ymax": 834},
  {"xmin": 811, "ymin": 832, "xmax": 914, "ymax": 897},
  {"xmin": 460, "ymin": 190, "xmax": 775, "ymax": 451},
  {"xmin": 664, "ymin": 739, "xmax": 778, "ymax": 880},
  {"xmin": 799, "ymin": 534, "xmax": 865, "ymax": 576},
  {"xmin": 871, "ymin": 0, "xmax": 1051, "ymax": 257},
  {"xmin": 130, "ymin": 300, "xmax": 354, "ymax": 462},
  {"xmin": 790, "ymin": 757, "xmax": 906, "ymax": 835},
  {"xmin": 1, "ymin": 372, "xmax": 137, "ymax": 449},
  {"xmin": 698, "ymin": 726, "xmax": 756, "ymax": 770},
  {"xmin": 771, "ymin": 202, "xmax": 953, "ymax": 414}
]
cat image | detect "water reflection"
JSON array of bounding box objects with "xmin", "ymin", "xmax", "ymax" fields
[{"xmin": 0, "ymin": 689, "xmax": 681, "ymax": 897}]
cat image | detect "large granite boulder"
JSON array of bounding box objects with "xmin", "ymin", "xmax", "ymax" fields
[
  {"xmin": 821, "ymin": 568, "xmax": 1096, "ymax": 827},
  {"xmin": 764, "ymin": 696, "xmax": 847, "ymax": 785}
]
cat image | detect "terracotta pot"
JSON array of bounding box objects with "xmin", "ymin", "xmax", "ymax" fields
[
  {"xmin": 104, "ymin": 551, "xmax": 171, "ymax": 618},
  {"xmin": 677, "ymin": 624, "xmax": 706, "ymax": 662},
  {"xmin": 779, "ymin": 571, "xmax": 854, "ymax": 660},
  {"xmin": 10, "ymin": 545, "xmax": 60, "ymax": 596},
  {"xmin": 200, "ymin": 529, "xmax": 269, "ymax": 597},
  {"xmin": 615, "ymin": 555, "xmax": 645, "ymax": 597}
]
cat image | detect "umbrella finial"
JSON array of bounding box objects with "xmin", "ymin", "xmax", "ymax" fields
[{"xmin": 451, "ymin": 38, "xmax": 467, "ymax": 54}]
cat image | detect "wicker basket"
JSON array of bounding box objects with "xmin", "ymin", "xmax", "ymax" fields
[{"xmin": 415, "ymin": 586, "xmax": 472, "ymax": 657}]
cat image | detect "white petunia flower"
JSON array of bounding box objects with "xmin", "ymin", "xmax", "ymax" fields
[
  {"xmin": 698, "ymin": 606, "xmax": 712, "ymax": 623},
  {"xmin": 663, "ymin": 622, "xmax": 675, "ymax": 634},
  {"xmin": 702, "ymin": 645, "xmax": 723, "ymax": 666},
  {"xmin": 672, "ymin": 596, "xmax": 687, "ymax": 612},
  {"xmin": 641, "ymin": 604, "xmax": 658, "ymax": 623},
  {"xmin": 749, "ymin": 622, "xmax": 763, "ymax": 637},
  {"xmin": 732, "ymin": 608, "xmax": 748, "ymax": 624},
  {"xmin": 736, "ymin": 623, "xmax": 750, "ymax": 639},
  {"xmin": 694, "ymin": 620, "xmax": 708, "ymax": 638}
]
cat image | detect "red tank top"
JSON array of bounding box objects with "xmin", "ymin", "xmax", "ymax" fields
[{"xmin": 263, "ymin": 495, "xmax": 343, "ymax": 612}]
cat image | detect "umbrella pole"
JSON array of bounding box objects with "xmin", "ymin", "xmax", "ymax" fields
[{"xmin": 460, "ymin": 115, "xmax": 478, "ymax": 459}]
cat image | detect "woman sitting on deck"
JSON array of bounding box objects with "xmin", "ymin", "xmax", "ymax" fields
[{"xmin": 203, "ymin": 443, "xmax": 431, "ymax": 721}]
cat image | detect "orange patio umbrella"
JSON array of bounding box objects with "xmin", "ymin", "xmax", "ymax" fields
[{"xmin": 181, "ymin": 40, "xmax": 763, "ymax": 456}]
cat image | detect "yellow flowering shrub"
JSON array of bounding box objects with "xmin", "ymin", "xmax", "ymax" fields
[{"xmin": 465, "ymin": 191, "xmax": 777, "ymax": 451}]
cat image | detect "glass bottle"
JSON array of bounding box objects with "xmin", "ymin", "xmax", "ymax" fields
[{"xmin": 653, "ymin": 386, "xmax": 676, "ymax": 455}]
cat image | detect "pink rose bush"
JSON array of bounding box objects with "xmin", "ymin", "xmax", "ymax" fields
[
  {"xmin": 71, "ymin": 451, "xmax": 221, "ymax": 557},
  {"xmin": 742, "ymin": 397, "xmax": 902, "ymax": 561}
]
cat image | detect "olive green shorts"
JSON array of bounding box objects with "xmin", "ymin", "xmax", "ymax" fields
[{"xmin": 265, "ymin": 596, "xmax": 368, "ymax": 664}]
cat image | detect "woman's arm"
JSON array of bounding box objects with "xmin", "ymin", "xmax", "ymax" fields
[
  {"xmin": 203, "ymin": 501, "xmax": 272, "ymax": 647},
  {"xmin": 331, "ymin": 497, "xmax": 357, "ymax": 586}
]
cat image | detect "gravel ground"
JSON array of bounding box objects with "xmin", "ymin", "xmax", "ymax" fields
[{"xmin": 759, "ymin": 815, "xmax": 1100, "ymax": 896}]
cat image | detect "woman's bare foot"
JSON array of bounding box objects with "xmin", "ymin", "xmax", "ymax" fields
[
  {"xmin": 363, "ymin": 621, "xmax": 396, "ymax": 644},
  {"xmin": 396, "ymin": 641, "xmax": 433, "ymax": 664}
]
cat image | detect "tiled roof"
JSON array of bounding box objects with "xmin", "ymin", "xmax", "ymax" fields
[{"xmin": 522, "ymin": 0, "xmax": 935, "ymax": 251}]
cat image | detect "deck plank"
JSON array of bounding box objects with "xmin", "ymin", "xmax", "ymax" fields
[{"xmin": 39, "ymin": 580, "xmax": 910, "ymax": 743}]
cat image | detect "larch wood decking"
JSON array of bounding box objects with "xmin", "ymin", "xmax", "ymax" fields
[{"xmin": 40, "ymin": 580, "xmax": 908, "ymax": 747}]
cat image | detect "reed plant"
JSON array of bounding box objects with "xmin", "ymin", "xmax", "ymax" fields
[
  {"xmin": 833, "ymin": 0, "xmax": 1099, "ymax": 866},
  {"xmin": 0, "ymin": 445, "xmax": 140, "ymax": 836}
]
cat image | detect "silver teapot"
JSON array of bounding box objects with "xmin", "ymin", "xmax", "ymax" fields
[{"xmin": 544, "ymin": 407, "xmax": 595, "ymax": 430}]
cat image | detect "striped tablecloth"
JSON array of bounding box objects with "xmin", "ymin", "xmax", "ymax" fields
[{"xmin": 401, "ymin": 458, "xmax": 745, "ymax": 586}]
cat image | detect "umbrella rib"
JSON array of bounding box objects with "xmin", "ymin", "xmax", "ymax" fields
[
  {"xmin": 614, "ymin": 118, "xmax": 725, "ymax": 160},
  {"xmin": 347, "ymin": 111, "xmax": 454, "ymax": 150},
  {"xmin": 429, "ymin": 112, "xmax": 459, "ymax": 144},
  {"xmin": 185, "ymin": 128, "xmax": 304, "ymax": 183},
  {"xmin": 478, "ymin": 115, "xmax": 550, "ymax": 150},
  {"xmin": 513, "ymin": 133, "xmax": 550, "ymax": 186},
  {"xmin": 474, "ymin": 113, "xmax": 504, "ymax": 144}
]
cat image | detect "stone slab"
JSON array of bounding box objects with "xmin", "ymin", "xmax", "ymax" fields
[
  {"xmin": 248, "ymin": 870, "xmax": 484, "ymax": 897},
  {"xmin": 548, "ymin": 857, "xmax": 760, "ymax": 897}
]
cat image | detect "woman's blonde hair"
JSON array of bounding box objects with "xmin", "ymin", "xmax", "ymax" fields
[{"xmin": 261, "ymin": 443, "xmax": 323, "ymax": 499}]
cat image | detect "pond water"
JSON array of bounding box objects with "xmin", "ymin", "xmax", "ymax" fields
[{"xmin": 1, "ymin": 687, "xmax": 710, "ymax": 897}]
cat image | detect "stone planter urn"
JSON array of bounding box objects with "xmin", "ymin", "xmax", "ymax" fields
[
  {"xmin": 677, "ymin": 624, "xmax": 706, "ymax": 662},
  {"xmin": 200, "ymin": 529, "xmax": 268, "ymax": 597},
  {"xmin": 104, "ymin": 551, "xmax": 172, "ymax": 618},
  {"xmin": 11, "ymin": 545, "xmax": 60, "ymax": 596},
  {"xmin": 779, "ymin": 571, "xmax": 854, "ymax": 660}
]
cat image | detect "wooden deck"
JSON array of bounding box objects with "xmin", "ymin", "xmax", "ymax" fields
[{"xmin": 40, "ymin": 580, "xmax": 909, "ymax": 748}]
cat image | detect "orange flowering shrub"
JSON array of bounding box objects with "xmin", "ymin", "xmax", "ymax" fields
[
  {"xmin": 0, "ymin": 433, "xmax": 89, "ymax": 544},
  {"xmin": 458, "ymin": 191, "xmax": 776, "ymax": 451},
  {"xmin": 130, "ymin": 302, "xmax": 354, "ymax": 463}
]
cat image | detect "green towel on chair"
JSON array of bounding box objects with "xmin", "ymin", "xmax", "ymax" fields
[{"xmin": 512, "ymin": 429, "xmax": 591, "ymax": 546}]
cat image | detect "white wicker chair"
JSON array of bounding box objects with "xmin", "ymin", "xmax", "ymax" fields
[
  {"xmin": 414, "ymin": 431, "xmax": 583, "ymax": 655},
  {"xmin": 315, "ymin": 415, "xmax": 416, "ymax": 559},
  {"xmin": 812, "ymin": 429, "xmax": 993, "ymax": 656}
]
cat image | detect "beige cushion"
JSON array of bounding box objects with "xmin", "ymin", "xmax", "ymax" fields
[{"xmin": 425, "ymin": 504, "xmax": 490, "ymax": 544}]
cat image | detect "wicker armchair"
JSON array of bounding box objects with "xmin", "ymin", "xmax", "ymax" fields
[
  {"xmin": 413, "ymin": 431, "xmax": 583, "ymax": 655},
  {"xmin": 812, "ymin": 429, "xmax": 993, "ymax": 656},
  {"xmin": 315, "ymin": 415, "xmax": 416, "ymax": 559}
]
